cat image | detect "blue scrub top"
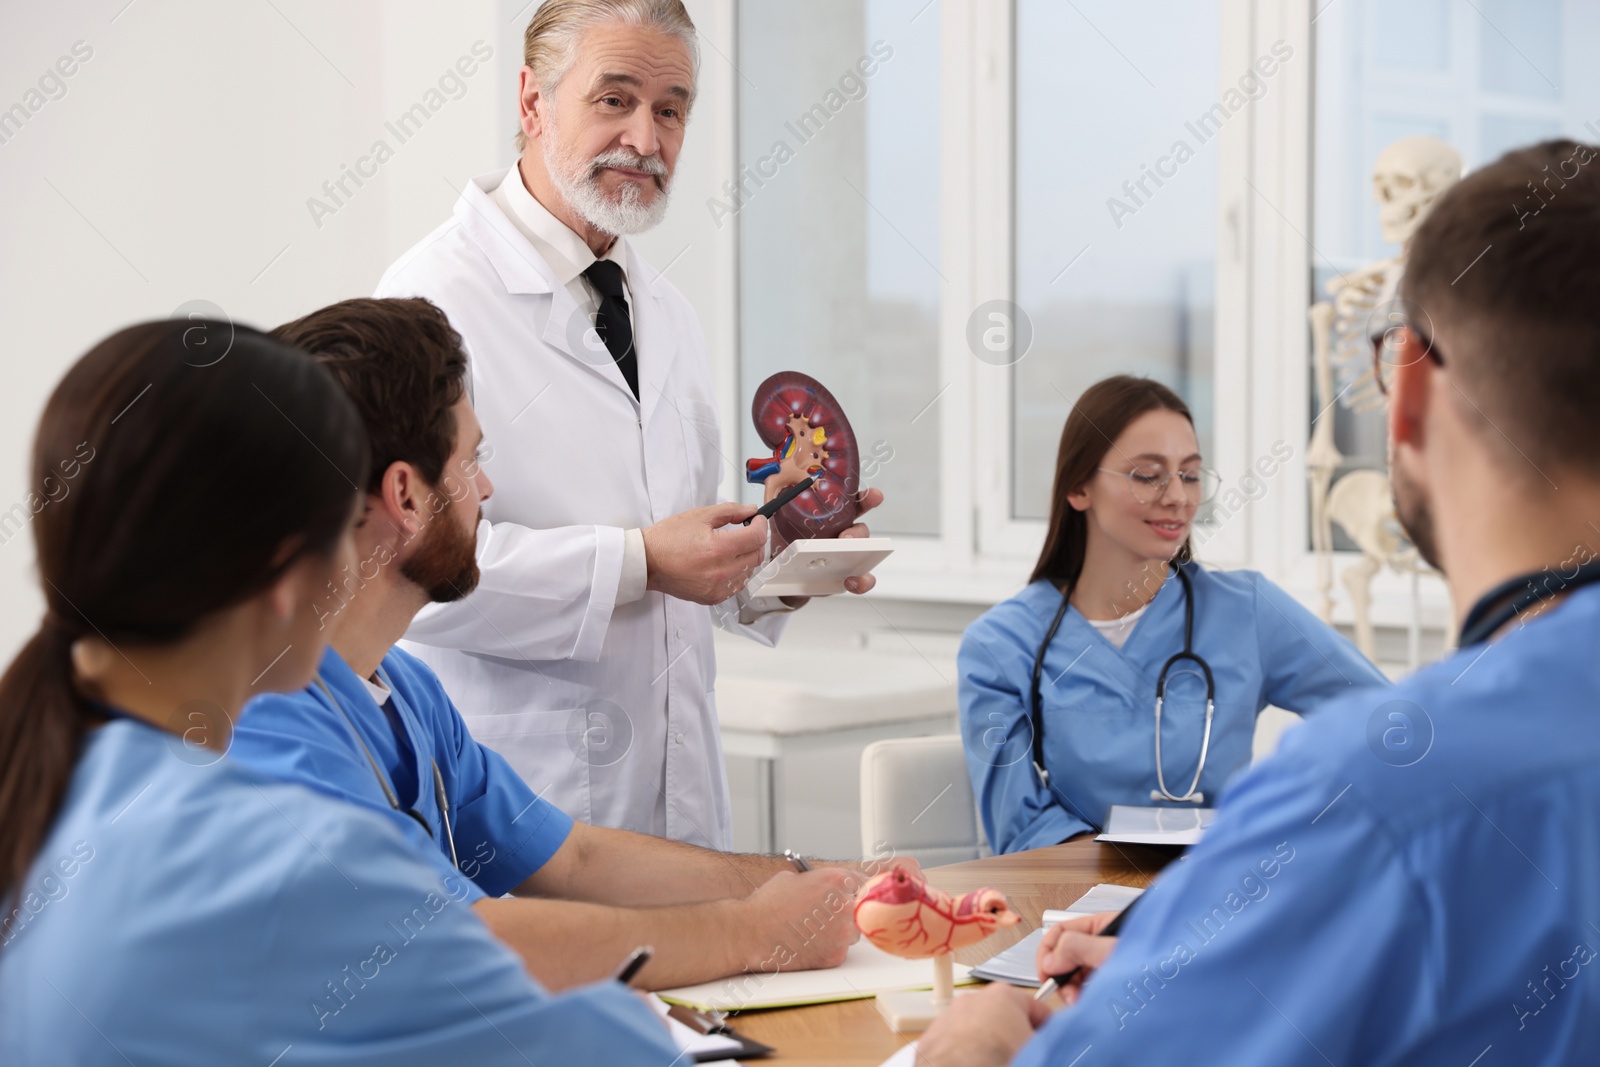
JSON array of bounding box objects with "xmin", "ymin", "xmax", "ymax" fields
[
  {"xmin": 1016, "ymin": 583, "xmax": 1600, "ymax": 1065},
  {"xmin": 231, "ymin": 646, "xmax": 573, "ymax": 901},
  {"xmin": 961, "ymin": 564, "xmax": 1387, "ymax": 851},
  {"xmin": 0, "ymin": 721, "xmax": 678, "ymax": 1065}
]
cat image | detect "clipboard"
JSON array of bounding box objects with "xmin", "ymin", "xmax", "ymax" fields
[
  {"xmin": 664, "ymin": 1002, "xmax": 776, "ymax": 1061},
  {"xmin": 1094, "ymin": 804, "xmax": 1216, "ymax": 846}
]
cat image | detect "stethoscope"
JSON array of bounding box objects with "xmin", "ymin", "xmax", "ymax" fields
[
  {"xmin": 1029, "ymin": 562, "xmax": 1216, "ymax": 805},
  {"xmin": 313, "ymin": 667, "xmax": 460, "ymax": 871},
  {"xmin": 1457, "ymin": 558, "xmax": 1600, "ymax": 647}
]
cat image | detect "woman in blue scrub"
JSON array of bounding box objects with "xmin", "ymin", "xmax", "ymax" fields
[
  {"xmin": 0, "ymin": 322, "xmax": 675, "ymax": 1065},
  {"xmin": 961, "ymin": 376, "xmax": 1386, "ymax": 853}
]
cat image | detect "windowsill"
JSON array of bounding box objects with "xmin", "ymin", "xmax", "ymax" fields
[
  {"xmin": 869, "ymin": 547, "xmax": 1458, "ymax": 634},
  {"xmin": 871, "ymin": 567, "xmax": 1037, "ymax": 605},
  {"xmin": 869, "ymin": 555, "xmax": 1035, "ymax": 606}
]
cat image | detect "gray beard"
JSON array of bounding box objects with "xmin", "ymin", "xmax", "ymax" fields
[{"xmin": 545, "ymin": 142, "xmax": 671, "ymax": 237}]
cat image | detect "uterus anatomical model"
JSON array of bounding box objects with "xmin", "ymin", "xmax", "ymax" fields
[
  {"xmin": 1307, "ymin": 135, "xmax": 1461, "ymax": 655},
  {"xmin": 854, "ymin": 867, "xmax": 1020, "ymax": 1023}
]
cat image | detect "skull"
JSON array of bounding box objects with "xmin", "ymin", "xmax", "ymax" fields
[{"xmin": 1371, "ymin": 135, "xmax": 1462, "ymax": 246}]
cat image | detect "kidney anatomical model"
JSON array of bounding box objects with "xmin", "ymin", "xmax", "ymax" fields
[{"xmin": 746, "ymin": 371, "xmax": 860, "ymax": 543}]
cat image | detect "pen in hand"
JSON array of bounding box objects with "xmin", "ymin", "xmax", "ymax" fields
[
  {"xmin": 614, "ymin": 945, "xmax": 653, "ymax": 987},
  {"xmin": 783, "ymin": 848, "xmax": 812, "ymax": 873},
  {"xmin": 1033, "ymin": 894, "xmax": 1143, "ymax": 1002},
  {"xmin": 743, "ymin": 477, "xmax": 815, "ymax": 527}
]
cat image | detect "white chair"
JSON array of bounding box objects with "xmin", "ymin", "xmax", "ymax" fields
[{"xmin": 860, "ymin": 735, "xmax": 989, "ymax": 867}]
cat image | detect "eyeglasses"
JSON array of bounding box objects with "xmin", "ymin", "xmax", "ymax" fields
[
  {"xmin": 1097, "ymin": 465, "xmax": 1221, "ymax": 505},
  {"xmin": 1371, "ymin": 321, "xmax": 1446, "ymax": 397}
]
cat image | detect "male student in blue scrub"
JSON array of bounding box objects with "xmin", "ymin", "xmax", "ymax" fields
[
  {"xmin": 229, "ymin": 297, "xmax": 892, "ymax": 993},
  {"xmin": 919, "ymin": 138, "xmax": 1600, "ymax": 1064}
]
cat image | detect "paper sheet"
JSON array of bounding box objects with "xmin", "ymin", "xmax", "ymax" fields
[
  {"xmin": 969, "ymin": 884, "xmax": 1147, "ymax": 987},
  {"xmin": 967, "ymin": 927, "xmax": 1049, "ymax": 986},
  {"xmin": 877, "ymin": 1042, "xmax": 919, "ymax": 1066},
  {"xmin": 1094, "ymin": 804, "xmax": 1216, "ymax": 845},
  {"xmin": 656, "ymin": 940, "xmax": 974, "ymax": 1012},
  {"xmin": 1041, "ymin": 882, "xmax": 1146, "ymax": 926}
]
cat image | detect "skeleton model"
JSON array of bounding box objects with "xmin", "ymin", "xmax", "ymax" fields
[{"xmin": 1307, "ymin": 135, "xmax": 1461, "ymax": 662}]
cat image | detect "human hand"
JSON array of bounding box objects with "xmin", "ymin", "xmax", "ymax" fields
[
  {"xmin": 643, "ymin": 503, "xmax": 768, "ymax": 605},
  {"xmin": 837, "ymin": 487, "xmax": 883, "ymax": 594},
  {"xmin": 917, "ymin": 982, "xmax": 1050, "ymax": 1066},
  {"xmin": 739, "ymin": 868, "xmax": 861, "ymax": 971},
  {"xmin": 1036, "ymin": 911, "xmax": 1121, "ymax": 1005}
]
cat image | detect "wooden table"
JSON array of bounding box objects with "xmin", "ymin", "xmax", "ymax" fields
[{"xmin": 730, "ymin": 840, "xmax": 1177, "ymax": 1066}]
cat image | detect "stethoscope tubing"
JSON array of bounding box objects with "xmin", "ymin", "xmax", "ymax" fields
[
  {"xmin": 314, "ymin": 668, "xmax": 461, "ymax": 871},
  {"xmin": 1028, "ymin": 563, "xmax": 1216, "ymax": 810}
]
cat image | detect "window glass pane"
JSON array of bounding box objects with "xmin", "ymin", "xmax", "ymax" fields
[
  {"xmin": 1012, "ymin": 0, "xmax": 1220, "ymax": 521},
  {"xmin": 736, "ymin": 0, "xmax": 942, "ymax": 536},
  {"xmin": 1477, "ymin": 0, "xmax": 1562, "ymax": 100},
  {"xmin": 1310, "ymin": 0, "xmax": 1600, "ymax": 538}
]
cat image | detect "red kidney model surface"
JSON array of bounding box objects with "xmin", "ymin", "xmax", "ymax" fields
[{"xmin": 746, "ymin": 371, "xmax": 860, "ymax": 542}]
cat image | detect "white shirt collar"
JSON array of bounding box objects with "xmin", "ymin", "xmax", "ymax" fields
[
  {"xmin": 359, "ymin": 672, "xmax": 391, "ymax": 708},
  {"xmin": 492, "ymin": 164, "xmax": 627, "ymax": 287}
]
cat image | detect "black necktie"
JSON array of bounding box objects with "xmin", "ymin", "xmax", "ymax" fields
[{"xmin": 582, "ymin": 259, "xmax": 638, "ymax": 399}]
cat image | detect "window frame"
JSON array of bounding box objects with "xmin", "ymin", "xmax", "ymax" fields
[{"xmin": 719, "ymin": 0, "xmax": 1458, "ymax": 631}]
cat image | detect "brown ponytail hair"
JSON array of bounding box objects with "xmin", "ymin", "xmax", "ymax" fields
[
  {"xmin": 0, "ymin": 320, "xmax": 368, "ymax": 910},
  {"xmin": 1030, "ymin": 376, "xmax": 1196, "ymax": 589}
]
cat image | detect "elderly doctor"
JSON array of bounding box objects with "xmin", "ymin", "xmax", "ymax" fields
[{"xmin": 375, "ymin": 0, "xmax": 880, "ymax": 848}]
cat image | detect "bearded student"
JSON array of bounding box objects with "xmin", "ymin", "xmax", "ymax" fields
[
  {"xmin": 229, "ymin": 297, "xmax": 896, "ymax": 993},
  {"xmin": 926, "ymin": 138, "xmax": 1600, "ymax": 1067}
]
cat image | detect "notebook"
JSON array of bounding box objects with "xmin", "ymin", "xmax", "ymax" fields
[
  {"xmin": 656, "ymin": 939, "xmax": 976, "ymax": 1012},
  {"xmin": 968, "ymin": 883, "xmax": 1146, "ymax": 987}
]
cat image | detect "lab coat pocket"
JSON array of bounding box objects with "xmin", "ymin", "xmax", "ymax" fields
[
  {"xmin": 458, "ymin": 706, "xmax": 593, "ymax": 826},
  {"xmin": 677, "ymin": 397, "xmax": 724, "ymax": 500}
]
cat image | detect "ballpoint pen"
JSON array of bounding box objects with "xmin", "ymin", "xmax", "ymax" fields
[
  {"xmin": 614, "ymin": 945, "xmax": 653, "ymax": 986},
  {"xmin": 1033, "ymin": 893, "xmax": 1143, "ymax": 1001},
  {"xmin": 743, "ymin": 476, "xmax": 815, "ymax": 526},
  {"xmin": 783, "ymin": 848, "xmax": 812, "ymax": 873}
]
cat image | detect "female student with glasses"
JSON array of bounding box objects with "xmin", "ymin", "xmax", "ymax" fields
[{"xmin": 959, "ymin": 376, "xmax": 1388, "ymax": 854}]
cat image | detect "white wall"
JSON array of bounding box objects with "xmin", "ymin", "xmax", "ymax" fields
[{"xmin": 0, "ymin": 0, "xmax": 737, "ymax": 661}]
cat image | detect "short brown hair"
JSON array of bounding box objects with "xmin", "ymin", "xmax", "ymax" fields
[
  {"xmin": 272, "ymin": 298, "xmax": 468, "ymax": 495},
  {"xmin": 1402, "ymin": 139, "xmax": 1600, "ymax": 472},
  {"xmin": 1031, "ymin": 376, "xmax": 1195, "ymax": 588}
]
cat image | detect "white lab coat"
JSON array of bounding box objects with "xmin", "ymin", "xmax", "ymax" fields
[{"xmin": 374, "ymin": 169, "xmax": 787, "ymax": 849}]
